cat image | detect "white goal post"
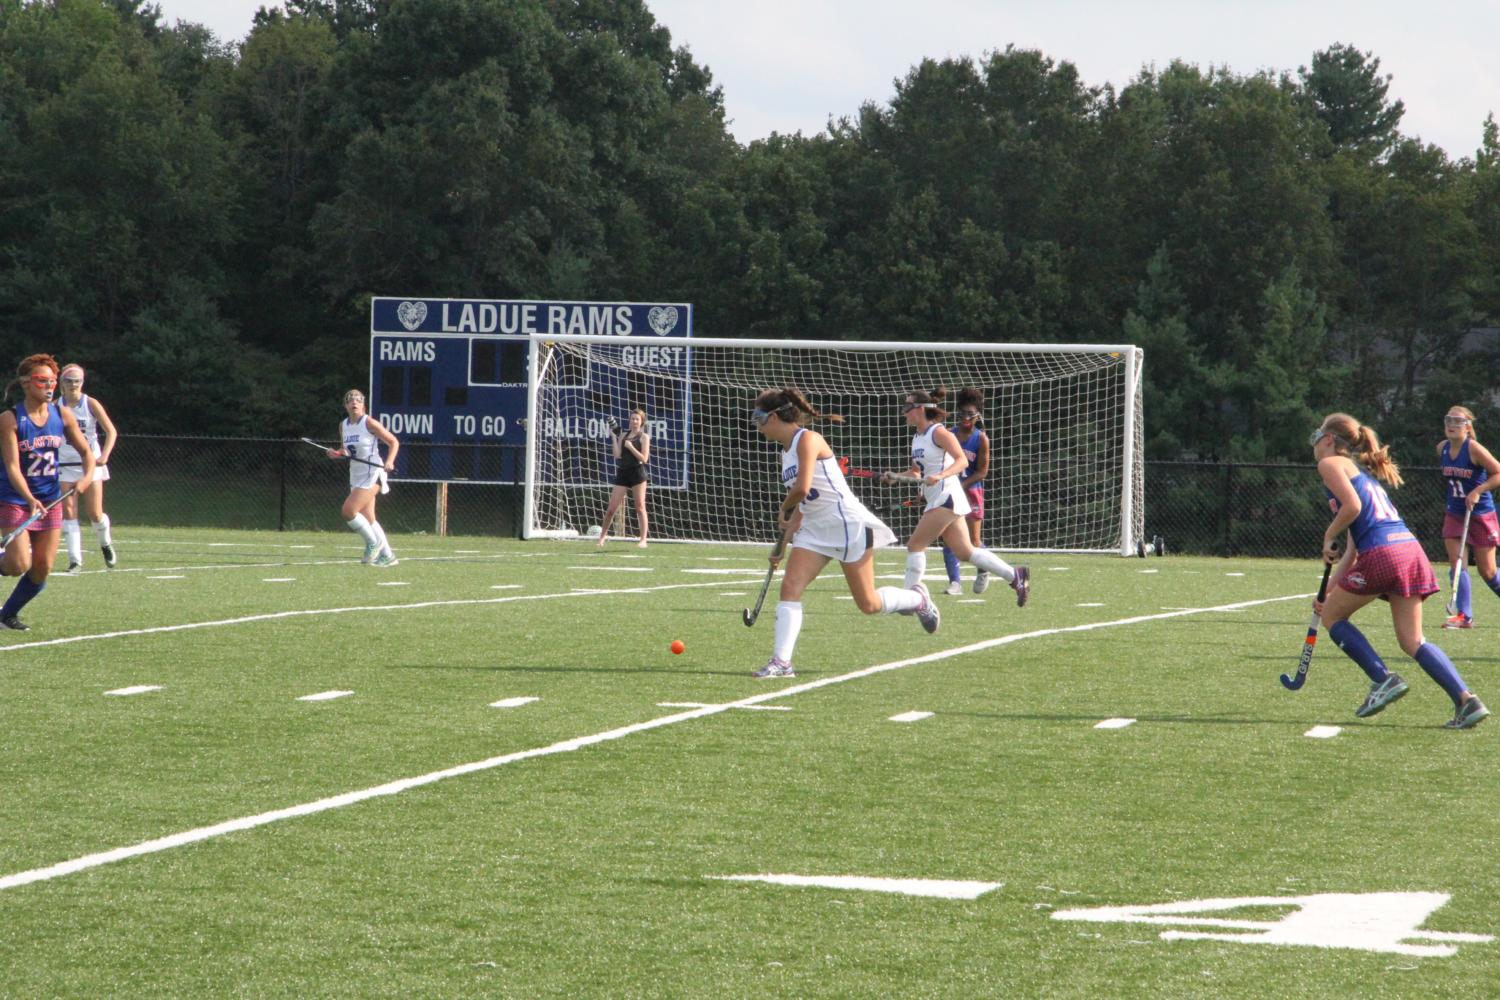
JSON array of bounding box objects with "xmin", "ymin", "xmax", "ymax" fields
[{"xmin": 523, "ymin": 335, "xmax": 1144, "ymax": 555}]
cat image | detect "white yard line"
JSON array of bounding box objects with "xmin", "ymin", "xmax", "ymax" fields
[
  {"xmin": 297, "ymin": 691, "xmax": 353, "ymax": 702},
  {"xmin": 1094, "ymin": 718, "xmax": 1136, "ymax": 730},
  {"xmin": 889, "ymin": 711, "xmax": 934, "ymax": 723},
  {"xmin": 0, "ymin": 590, "xmax": 1311, "ymax": 893},
  {"xmin": 0, "ymin": 577, "xmax": 766, "ymax": 654},
  {"xmin": 104, "ymin": 685, "xmax": 161, "ymax": 697}
]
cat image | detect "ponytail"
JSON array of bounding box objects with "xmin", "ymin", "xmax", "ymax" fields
[
  {"xmin": 906, "ymin": 386, "xmax": 949, "ymax": 422},
  {"xmin": 1319, "ymin": 412, "xmax": 1402, "ymax": 487},
  {"xmin": 754, "ymin": 387, "xmax": 845, "ymax": 425}
]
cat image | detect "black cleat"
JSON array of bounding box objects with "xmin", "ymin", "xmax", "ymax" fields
[
  {"xmin": 101, "ymin": 543, "xmax": 117, "ymax": 567},
  {"xmin": 1, "ymin": 614, "xmax": 29, "ymax": 631}
]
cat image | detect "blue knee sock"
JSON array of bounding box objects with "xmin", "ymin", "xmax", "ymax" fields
[
  {"xmin": 1327, "ymin": 620, "xmax": 1390, "ymax": 683},
  {"xmin": 1457, "ymin": 569, "xmax": 1472, "ymax": 618},
  {"xmin": 942, "ymin": 544, "xmax": 961, "ymax": 584},
  {"xmin": 1, "ymin": 575, "xmax": 44, "ymax": 620},
  {"xmin": 1484, "ymin": 572, "xmax": 1500, "ymax": 601},
  {"xmin": 1413, "ymin": 642, "xmax": 1468, "ymax": 707}
]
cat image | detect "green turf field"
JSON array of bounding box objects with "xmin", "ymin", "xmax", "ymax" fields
[{"xmin": 2, "ymin": 527, "xmax": 1496, "ymax": 997}]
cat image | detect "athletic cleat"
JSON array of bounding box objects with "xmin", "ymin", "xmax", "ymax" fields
[
  {"xmin": 0, "ymin": 614, "xmax": 28, "ymax": 631},
  {"xmin": 912, "ymin": 583, "xmax": 940, "ymax": 634},
  {"xmin": 100, "ymin": 543, "xmax": 116, "ymax": 568},
  {"xmin": 943, "ymin": 581, "xmax": 963, "ymax": 596},
  {"xmin": 66, "ymin": 561, "xmax": 82, "ymax": 575},
  {"xmin": 361, "ymin": 540, "xmax": 379, "ymax": 564},
  {"xmin": 1445, "ymin": 696, "xmax": 1490, "ymax": 730},
  {"xmin": 1442, "ymin": 614, "xmax": 1473, "ymax": 630},
  {"xmin": 372, "ymin": 550, "xmax": 399, "ymax": 567},
  {"xmin": 752, "ymin": 656, "xmax": 795, "ymax": 679},
  {"xmin": 973, "ymin": 570, "xmax": 990, "ymax": 594},
  {"xmin": 1010, "ymin": 565, "xmax": 1030, "ymax": 607},
  {"xmin": 1354, "ymin": 673, "xmax": 1409, "ymax": 718}
]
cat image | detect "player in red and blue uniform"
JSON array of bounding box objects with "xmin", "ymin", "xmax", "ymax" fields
[
  {"xmin": 1311, "ymin": 412, "xmax": 1487, "ymax": 728},
  {"xmin": 1435, "ymin": 405, "xmax": 1500, "ymax": 628},
  {"xmin": 940, "ymin": 387, "xmax": 992, "ymax": 595},
  {"xmin": 0, "ymin": 354, "xmax": 95, "ymax": 630}
]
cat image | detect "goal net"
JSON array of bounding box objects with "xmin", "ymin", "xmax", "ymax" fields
[{"xmin": 524, "ymin": 336, "xmax": 1143, "ymax": 554}]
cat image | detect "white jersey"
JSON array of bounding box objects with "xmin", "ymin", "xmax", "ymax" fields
[
  {"xmin": 911, "ymin": 423, "xmax": 971, "ymax": 515},
  {"xmin": 781, "ymin": 428, "xmax": 895, "ymax": 562},
  {"xmin": 341, "ymin": 415, "xmax": 387, "ymax": 490},
  {"xmin": 58, "ymin": 393, "xmax": 110, "ymax": 484}
]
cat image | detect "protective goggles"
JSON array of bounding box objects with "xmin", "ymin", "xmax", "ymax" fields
[
  {"xmin": 957, "ymin": 409, "xmax": 981, "ymax": 420},
  {"xmin": 1308, "ymin": 428, "xmax": 1330, "ymax": 447},
  {"xmin": 750, "ymin": 408, "xmax": 772, "ymax": 427},
  {"xmin": 1445, "ymin": 415, "xmax": 1472, "ymax": 426},
  {"xmin": 901, "ymin": 401, "xmax": 924, "ymax": 413}
]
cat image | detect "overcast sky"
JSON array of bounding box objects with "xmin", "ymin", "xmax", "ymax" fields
[{"xmin": 154, "ymin": 0, "xmax": 1497, "ymax": 161}]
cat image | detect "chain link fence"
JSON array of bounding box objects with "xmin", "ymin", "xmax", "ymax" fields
[{"xmin": 104, "ymin": 437, "xmax": 1455, "ymax": 561}]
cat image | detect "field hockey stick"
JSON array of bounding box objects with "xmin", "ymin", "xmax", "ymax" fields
[
  {"xmin": 0, "ymin": 488, "xmax": 76, "ymax": 549},
  {"xmin": 1447, "ymin": 505, "xmax": 1474, "ymax": 614},
  {"xmin": 299, "ymin": 437, "xmax": 386, "ymax": 470},
  {"xmin": 878, "ymin": 471, "xmax": 923, "ymax": 485},
  {"xmin": 1280, "ymin": 547, "xmax": 1338, "ymax": 691},
  {"xmin": 743, "ymin": 523, "xmax": 794, "ymax": 627}
]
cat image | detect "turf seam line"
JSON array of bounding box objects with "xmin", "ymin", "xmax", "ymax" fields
[{"xmin": 0, "ymin": 591, "xmax": 1310, "ymax": 893}]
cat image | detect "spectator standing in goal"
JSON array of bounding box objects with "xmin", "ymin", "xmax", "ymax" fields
[
  {"xmin": 324, "ymin": 389, "xmax": 399, "ymax": 567},
  {"xmin": 1310, "ymin": 412, "xmax": 1487, "ymax": 728},
  {"xmin": 596, "ymin": 408, "xmax": 650, "ymax": 549},
  {"xmin": 940, "ymin": 387, "xmax": 990, "ymax": 596},
  {"xmin": 57, "ymin": 364, "xmax": 119, "ymax": 573},
  {"xmin": 0, "ymin": 353, "xmax": 94, "ymax": 630},
  {"xmin": 751, "ymin": 387, "xmax": 938, "ymax": 678},
  {"xmin": 898, "ymin": 388, "xmax": 1028, "ymax": 606},
  {"xmin": 1435, "ymin": 405, "xmax": 1500, "ymax": 629}
]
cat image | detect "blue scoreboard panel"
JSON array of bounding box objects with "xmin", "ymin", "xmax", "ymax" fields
[{"xmin": 368, "ymin": 297, "xmax": 692, "ymax": 485}]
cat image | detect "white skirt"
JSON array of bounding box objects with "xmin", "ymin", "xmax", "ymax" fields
[
  {"xmin": 923, "ymin": 476, "xmax": 972, "ymax": 517},
  {"xmin": 60, "ymin": 463, "xmax": 110, "ymax": 484},
  {"xmin": 350, "ymin": 465, "xmax": 389, "ymax": 493},
  {"xmin": 792, "ymin": 506, "xmax": 897, "ymax": 564}
]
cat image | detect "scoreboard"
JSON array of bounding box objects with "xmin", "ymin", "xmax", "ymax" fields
[{"xmin": 368, "ymin": 297, "xmax": 692, "ymax": 485}]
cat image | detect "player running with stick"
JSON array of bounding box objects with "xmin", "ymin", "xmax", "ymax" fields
[
  {"xmin": 0, "ymin": 353, "xmax": 94, "ymax": 630},
  {"xmin": 324, "ymin": 389, "xmax": 399, "ymax": 566},
  {"xmin": 1310, "ymin": 413, "xmax": 1487, "ymax": 728},
  {"xmin": 896, "ymin": 388, "xmax": 1027, "ymax": 606},
  {"xmin": 749, "ymin": 388, "xmax": 937, "ymax": 679},
  {"xmin": 1435, "ymin": 406, "xmax": 1500, "ymax": 629}
]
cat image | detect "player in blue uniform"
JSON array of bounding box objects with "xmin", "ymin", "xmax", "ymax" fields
[
  {"xmin": 1435, "ymin": 405, "xmax": 1500, "ymax": 628},
  {"xmin": 940, "ymin": 387, "xmax": 991, "ymax": 595},
  {"xmin": 0, "ymin": 354, "xmax": 95, "ymax": 630},
  {"xmin": 1311, "ymin": 412, "xmax": 1487, "ymax": 728}
]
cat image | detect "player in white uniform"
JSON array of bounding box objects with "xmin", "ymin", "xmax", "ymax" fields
[
  {"xmin": 898, "ymin": 388, "xmax": 1029, "ymax": 607},
  {"xmin": 749, "ymin": 387, "xmax": 939, "ymax": 679},
  {"xmin": 323, "ymin": 389, "xmax": 400, "ymax": 566},
  {"xmin": 56, "ymin": 365, "xmax": 118, "ymax": 573}
]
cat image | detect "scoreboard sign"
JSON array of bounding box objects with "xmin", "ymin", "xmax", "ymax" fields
[{"xmin": 368, "ymin": 297, "xmax": 692, "ymax": 485}]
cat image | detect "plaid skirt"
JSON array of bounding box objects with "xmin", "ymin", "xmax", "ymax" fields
[{"xmin": 1337, "ymin": 540, "xmax": 1438, "ymax": 599}]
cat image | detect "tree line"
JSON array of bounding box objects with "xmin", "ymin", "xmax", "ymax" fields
[{"xmin": 1, "ymin": 0, "xmax": 1496, "ymax": 466}]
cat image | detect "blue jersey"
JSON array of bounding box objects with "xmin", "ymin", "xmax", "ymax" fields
[
  {"xmin": 0, "ymin": 402, "xmax": 65, "ymax": 506},
  {"xmin": 1440, "ymin": 439, "xmax": 1494, "ymax": 516},
  {"xmin": 957, "ymin": 426, "xmax": 984, "ymax": 490},
  {"xmin": 1325, "ymin": 468, "xmax": 1416, "ymax": 552}
]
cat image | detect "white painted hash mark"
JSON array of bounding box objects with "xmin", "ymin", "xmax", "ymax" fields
[
  {"xmin": 1095, "ymin": 718, "xmax": 1136, "ymax": 729},
  {"xmin": 1304, "ymin": 725, "xmax": 1342, "ymax": 739},
  {"xmin": 0, "ymin": 590, "xmax": 1319, "ymax": 893},
  {"xmin": 104, "ymin": 685, "xmax": 161, "ymax": 697},
  {"xmin": 489, "ymin": 697, "xmax": 539, "ymax": 709},
  {"xmin": 297, "ymin": 690, "xmax": 353, "ymax": 702},
  {"xmin": 1077, "ymin": 602, "xmax": 1105, "ymax": 607},
  {"xmin": 657, "ymin": 702, "xmax": 790, "ymax": 712},
  {"xmin": 888, "ymin": 711, "xmax": 934, "ymax": 723},
  {"xmin": 1052, "ymin": 892, "xmax": 1494, "ymax": 957},
  {"xmin": 711, "ymin": 874, "xmax": 1003, "ymax": 900},
  {"xmin": 146, "ymin": 575, "xmax": 185, "ymax": 580},
  {"xmin": 262, "ymin": 578, "xmax": 296, "ymax": 583}
]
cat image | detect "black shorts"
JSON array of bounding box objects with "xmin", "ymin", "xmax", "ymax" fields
[{"xmin": 613, "ymin": 467, "xmax": 647, "ymax": 488}]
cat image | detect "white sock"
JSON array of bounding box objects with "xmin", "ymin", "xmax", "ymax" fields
[
  {"xmin": 346, "ymin": 514, "xmax": 379, "ymax": 545},
  {"xmin": 773, "ymin": 601, "xmax": 803, "ymax": 663},
  {"xmin": 370, "ymin": 520, "xmax": 392, "ymax": 555},
  {"xmin": 904, "ymin": 551, "xmax": 927, "ymax": 588},
  {"xmin": 92, "ymin": 514, "xmax": 112, "ymax": 548},
  {"xmin": 878, "ymin": 586, "xmax": 922, "ymax": 614},
  {"xmin": 64, "ymin": 519, "xmax": 82, "ymax": 563},
  {"xmin": 969, "ymin": 547, "xmax": 1015, "ymax": 582}
]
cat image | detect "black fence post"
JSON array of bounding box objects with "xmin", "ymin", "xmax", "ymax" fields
[
  {"xmin": 1222, "ymin": 463, "xmax": 1235, "ymax": 556},
  {"xmin": 278, "ymin": 439, "xmax": 288, "ymax": 532}
]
